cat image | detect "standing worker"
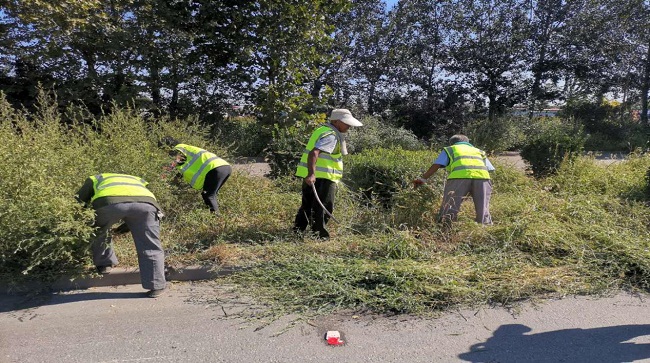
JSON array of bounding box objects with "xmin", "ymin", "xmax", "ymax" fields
[
  {"xmin": 413, "ymin": 134, "xmax": 495, "ymax": 225},
  {"xmin": 160, "ymin": 137, "xmax": 232, "ymax": 215},
  {"xmin": 76, "ymin": 173, "xmax": 167, "ymax": 298},
  {"xmin": 294, "ymin": 109, "xmax": 363, "ymax": 239}
]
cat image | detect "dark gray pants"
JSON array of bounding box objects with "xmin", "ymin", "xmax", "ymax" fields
[
  {"xmin": 92, "ymin": 202, "xmax": 166, "ymax": 290},
  {"xmin": 439, "ymin": 178, "xmax": 493, "ymax": 225},
  {"xmin": 294, "ymin": 179, "xmax": 336, "ymax": 239}
]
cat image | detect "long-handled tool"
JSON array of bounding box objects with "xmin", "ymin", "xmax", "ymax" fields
[{"xmin": 310, "ymin": 182, "xmax": 339, "ymax": 224}]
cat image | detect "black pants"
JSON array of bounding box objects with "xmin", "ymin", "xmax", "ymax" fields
[
  {"xmin": 293, "ymin": 178, "xmax": 336, "ymax": 239},
  {"xmin": 202, "ymin": 165, "xmax": 232, "ymax": 213}
]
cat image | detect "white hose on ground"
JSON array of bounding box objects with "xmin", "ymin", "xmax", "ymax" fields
[{"xmin": 310, "ymin": 182, "xmax": 339, "ymax": 224}]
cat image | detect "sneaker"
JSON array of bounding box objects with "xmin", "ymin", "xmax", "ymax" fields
[
  {"xmin": 97, "ymin": 266, "xmax": 113, "ymax": 274},
  {"xmin": 147, "ymin": 288, "xmax": 166, "ymax": 298}
]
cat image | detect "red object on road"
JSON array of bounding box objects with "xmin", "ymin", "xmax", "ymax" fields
[{"xmin": 326, "ymin": 331, "xmax": 344, "ymax": 346}]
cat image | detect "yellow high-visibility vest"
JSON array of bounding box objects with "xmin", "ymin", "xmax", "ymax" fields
[
  {"xmin": 174, "ymin": 144, "xmax": 229, "ymax": 190},
  {"xmin": 295, "ymin": 125, "xmax": 343, "ymax": 182},
  {"xmin": 90, "ymin": 173, "xmax": 156, "ymax": 202},
  {"xmin": 443, "ymin": 144, "xmax": 491, "ymax": 179}
]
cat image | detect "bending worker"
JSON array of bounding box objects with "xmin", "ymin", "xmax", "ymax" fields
[
  {"xmin": 160, "ymin": 137, "xmax": 232, "ymax": 215},
  {"xmin": 76, "ymin": 173, "xmax": 166, "ymax": 298},
  {"xmin": 294, "ymin": 109, "xmax": 363, "ymax": 239},
  {"xmin": 413, "ymin": 134, "xmax": 495, "ymax": 225}
]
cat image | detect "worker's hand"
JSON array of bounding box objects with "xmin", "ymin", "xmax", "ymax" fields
[
  {"xmin": 305, "ymin": 174, "xmax": 316, "ymax": 186},
  {"xmin": 412, "ymin": 177, "xmax": 427, "ymax": 187}
]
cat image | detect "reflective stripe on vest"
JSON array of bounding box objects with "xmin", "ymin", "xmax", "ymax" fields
[
  {"xmin": 295, "ymin": 125, "xmax": 344, "ymax": 182},
  {"xmin": 444, "ymin": 144, "xmax": 490, "ymax": 179},
  {"xmin": 175, "ymin": 144, "xmax": 229, "ymax": 190},
  {"xmin": 90, "ymin": 173, "xmax": 156, "ymax": 202}
]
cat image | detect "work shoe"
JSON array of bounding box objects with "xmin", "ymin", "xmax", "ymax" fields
[
  {"xmin": 97, "ymin": 265, "xmax": 113, "ymax": 274},
  {"xmin": 147, "ymin": 288, "xmax": 166, "ymax": 298}
]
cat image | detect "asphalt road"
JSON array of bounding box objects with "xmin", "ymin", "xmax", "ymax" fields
[{"xmin": 2, "ymin": 282, "xmax": 649, "ymax": 363}]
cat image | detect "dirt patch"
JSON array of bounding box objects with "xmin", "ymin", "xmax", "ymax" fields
[
  {"xmin": 232, "ymin": 157, "xmax": 271, "ymax": 178},
  {"xmin": 493, "ymin": 152, "xmax": 528, "ymax": 171}
]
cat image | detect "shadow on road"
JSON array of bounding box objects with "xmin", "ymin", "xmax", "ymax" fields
[
  {"xmin": 458, "ymin": 323, "xmax": 650, "ymax": 363},
  {"xmin": 0, "ymin": 291, "xmax": 145, "ymax": 313}
]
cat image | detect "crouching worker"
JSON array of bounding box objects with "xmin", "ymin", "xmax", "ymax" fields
[
  {"xmin": 159, "ymin": 137, "xmax": 231, "ymax": 215},
  {"xmin": 413, "ymin": 134, "xmax": 495, "ymax": 225},
  {"xmin": 76, "ymin": 173, "xmax": 167, "ymax": 298}
]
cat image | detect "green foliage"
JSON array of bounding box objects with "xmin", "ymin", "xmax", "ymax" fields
[
  {"xmin": 345, "ymin": 149, "xmax": 436, "ymax": 207},
  {"xmin": 646, "ymin": 166, "xmax": 650, "ymax": 198},
  {"xmin": 0, "ymin": 92, "xmax": 232, "ymax": 285},
  {"xmin": 520, "ymin": 119, "xmax": 587, "ymax": 177},
  {"xmin": 0, "ymin": 93, "xmax": 96, "ymax": 283},
  {"xmin": 229, "ymin": 155, "xmax": 650, "ymax": 316},
  {"xmin": 265, "ymin": 122, "xmax": 310, "ymax": 179},
  {"xmin": 215, "ymin": 117, "xmax": 270, "ymax": 157},
  {"xmin": 563, "ymin": 99, "xmax": 650, "ymax": 151},
  {"xmin": 4, "ymin": 95, "xmax": 650, "ymax": 317},
  {"xmin": 544, "ymin": 152, "xmax": 650, "ymax": 200},
  {"xmin": 583, "ymin": 124, "xmax": 650, "ymax": 152},
  {"xmin": 264, "ymin": 111, "xmax": 327, "ymax": 179},
  {"xmin": 346, "ymin": 116, "xmax": 425, "ymax": 153},
  {"xmin": 464, "ymin": 116, "xmax": 526, "ymax": 153}
]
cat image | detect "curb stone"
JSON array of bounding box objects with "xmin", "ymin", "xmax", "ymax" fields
[{"xmin": 1, "ymin": 265, "xmax": 240, "ymax": 294}]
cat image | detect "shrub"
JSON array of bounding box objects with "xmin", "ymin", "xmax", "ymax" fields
[
  {"xmin": 0, "ymin": 91, "xmax": 236, "ymax": 285},
  {"xmin": 345, "ymin": 149, "xmax": 437, "ymax": 207},
  {"xmin": 464, "ymin": 116, "xmax": 526, "ymax": 153},
  {"xmin": 346, "ymin": 116, "xmax": 425, "ymax": 153},
  {"xmin": 214, "ymin": 117, "xmax": 270, "ymax": 157},
  {"xmin": 264, "ymin": 122, "xmax": 311, "ymax": 179},
  {"xmin": 561, "ymin": 98, "xmax": 650, "ymax": 151},
  {"xmin": 0, "ymin": 93, "xmax": 96, "ymax": 284},
  {"xmin": 519, "ymin": 120, "xmax": 587, "ymax": 177},
  {"xmin": 583, "ymin": 124, "xmax": 650, "ymax": 152}
]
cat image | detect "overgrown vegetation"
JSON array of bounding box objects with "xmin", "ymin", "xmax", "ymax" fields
[
  {"xmin": 519, "ymin": 119, "xmax": 587, "ymax": 177},
  {"xmin": 2, "ymin": 97, "xmax": 650, "ymax": 319}
]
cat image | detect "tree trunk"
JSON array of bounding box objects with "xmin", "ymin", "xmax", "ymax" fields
[
  {"xmin": 170, "ymin": 84, "xmax": 179, "ymax": 118},
  {"xmin": 368, "ymin": 81, "xmax": 376, "ymax": 115},
  {"xmin": 529, "ymin": 43, "xmax": 547, "ymax": 119},
  {"xmin": 310, "ymin": 79, "xmax": 323, "ymax": 98},
  {"xmin": 641, "ymin": 40, "xmax": 650, "ymax": 124},
  {"xmin": 488, "ymin": 92, "xmax": 497, "ymax": 123},
  {"xmin": 150, "ymin": 65, "xmax": 161, "ymax": 113}
]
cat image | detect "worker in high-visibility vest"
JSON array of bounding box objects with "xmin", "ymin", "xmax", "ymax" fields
[
  {"xmin": 294, "ymin": 109, "xmax": 363, "ymax": 239},
  {"xmin": 76, "ymin": 173, "xmax": 166, "ymax": 298},
  {"xmin": 160, "ymin": 137, "xmax": 232, "ymax": 215},
  {"xmin": 413, "ymin": 134, "xmax": 495, "ymax": 225}
]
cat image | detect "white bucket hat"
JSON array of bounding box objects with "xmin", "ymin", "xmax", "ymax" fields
[{"xmin": 329, "ymin": 109, "xmax": 363, "ymax": 127}]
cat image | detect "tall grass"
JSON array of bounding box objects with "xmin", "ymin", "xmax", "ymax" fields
[{"xmin": 2, "ymin": 92, "xmax": 649, "ymax": 317}]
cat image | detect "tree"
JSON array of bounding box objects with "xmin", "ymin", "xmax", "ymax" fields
[
  {"xmin": 1, "ymin": 0, "xmax": 113, "ymax": 112},
  {"xmin": 449, "ymin": 0, "xmax": 530, "ymax": 122},
  {"xmin": 235, "ymin": 0, "xmax": 349, "ymax": 125},
  {"xmin": 523, "ymin": 0, "xmax": 581, "ymax": 112},
  {"xmin": 383, "ymin": 0, "xmax": 471, "ymax": 137},
  {"xmin": 349, "ymin": 1, "xmax": 396, "ymax": 115}
]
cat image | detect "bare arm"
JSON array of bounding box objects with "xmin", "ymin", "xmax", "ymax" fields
[
  {"xmin": 413, "ymin": 164, "xmax": 443, "ymax": 186},
  {"xmin": 304, "ymin": 148, "xmax": 321, "ymax": 186}
]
